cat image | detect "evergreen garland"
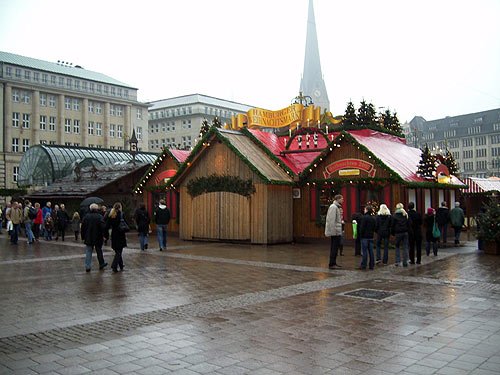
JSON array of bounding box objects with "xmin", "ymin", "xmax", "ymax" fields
[
  {"xmin": 187, "ymin": 174, "xmax": 256, "ymax": 197},
  {"xmin": 417, "ymin": 144, "xmax": 436, "ymax": 179}
]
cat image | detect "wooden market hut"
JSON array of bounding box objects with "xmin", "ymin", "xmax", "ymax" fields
[
  {"xmin": 134, "ymin": 148, "xmax": 190, "ymax": 234},
  {"xmin": 460, "ymin": 177, "xmax": 500, "ymax": 226},
  {"xmin": 169, "ymin": 128, "xmax": 295, "ymax": 244}
]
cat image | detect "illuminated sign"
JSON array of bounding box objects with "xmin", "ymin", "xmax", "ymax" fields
[{"xmin": 324, "ymin": 159, "xmax": 376, "ymax": 178}]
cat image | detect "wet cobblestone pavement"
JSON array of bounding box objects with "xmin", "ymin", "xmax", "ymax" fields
[{"xmin": 0, "ymin": 232, "xmax": 499, "ymax": 374}]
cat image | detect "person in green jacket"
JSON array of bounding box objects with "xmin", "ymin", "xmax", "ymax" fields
[{"xmin": 450, "ymin": 202, "xmax": 465, "ymax": 245}]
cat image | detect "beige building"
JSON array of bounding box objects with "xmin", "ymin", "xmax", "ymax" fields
[
  {"xmin": 147, "ymin": 94, "xmax": 253, "ymax": 151},
  {"xmin": 0, "ymin": 51, "xmax": 149, "ymax": 191}
]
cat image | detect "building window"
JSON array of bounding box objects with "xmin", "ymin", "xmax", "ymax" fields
[
  {"xmin": 477, "ymin": 160, "xmax": 487, "ymax": 170},
  {"xmin": 493, "ymin": 123, "xmax": 500, "ymax": 131},
  {"xmin": 40, "ymin": 115, "xmax": 46, "ymax": 130},
  {"xmin": 474, "ymin": 117, "xmax": 483, "ymax": 124},
  {"xmin": 65, "ymin": 142, "xmax": 72, "ymax": 146},
  {"xmin": 103, "ymin": 85, "xmax": 108, "ymax": 95},
  {"xmin": 88, "ymin": 101, "xmax": 94, "ymax": 113},
  {"xmin": 117, "ymin": 88, "xmax": 122, "ymax": 97},
  {"xmin": 89, "ymin": 82, "xmax": 95, "ymax": 92},
  {"xmin": 12, "ymin": 112, "xmax": 19, "ymax": 127},
  {"xmin": 492, "ymin": 147, "xmax": 500, "ymax": 157},
  {"xmin": 24, "ymin": 70, "xmax": 31, "ymax": 80},
  {"xmin": 110, "ymin": 105, "xmax": 115, "ymax": 116},
  {"xmin": 5, "ymin": 66, "xmax": 12, "ymax": 76},
  {"xmin": 116, "ymin": 105, "xmax": 122, "ymax": 117},
  {"xmin": 444, "ymin": 130, "xmax": 456, "ymax": 138},
  {"xmin": 136, "ymin": 127, "xmax": 142, "ymax": 140},
  {"xmin": 49, "ymin": 95, "xmax": 56, "ymax": 107},
  {"xmin": 96, "ymin": 84, "xmax": 102, "ymax": 93},
  {"xmin": 452, "ymin": 151, "xmax": 459, "ymax": 159},
  {"xmin": 136, "ymin": 108, "xmax": 142, "ymax": 119},
  {"xmin": 40, "ymin": 93, "xmax": 47, "ymax": 106},
  {"xmin": 468, "ymin": 126, "xmax": 481, "ymax": 134},
  {"xmin": 463, "ymin": 138, "xmax": 473, "ymax": 147},
  {"xmin": 51, "ymin": 75, "xmax": 56, "ymax": 85},
  {"xmin": 15, "ymin": 68, "xmax": 21, "ymax": 78},
  {"xmin": 95, "ymin": 103, "xmax": 102, "ymax": 114},
  {"xmin": 422, "ymin": 133, "xmax": 434, "ymax": 141},
  {"xmin": 42, "ymin": 74, "xmax": 48, "ymax": 83},
  {"xmin": 110, "ymin": 87, "xmax": 116, "ymax": 96},
  {"xmin": 109, "ymin": 124, "xmax": 115, "ymax": 137},
  {"xmin": 476, "ymin": 137, "xmax": 486, "ymax": 146},
  {"xmin": 75, "ymin": 80, "xmax": 80, "ymax": 90},
  {"xmin": 96, "ymin": 122, "xmax": 102, "ymax": 136},
  {"xmin": 22, "ymin": 113, "xmax": 30, "ymax": 128},
  {"xmin": 22, "ymin": 91, "xmax": 30, "ymax": 104},
  {"xmin": 72, "ymin": 98, "xmax": 80, "ymax": 111},
  {"xmin": 13, "ymin": 166, "xmax": 19, "ymax": 182},
  {"xmin": 88, "ymin": 121, "xmax": 94, "ymax": 135},
  {"xmin": 82, "ymin": 81, "xmax": 87, "ymax": 91},
  {"xmin": 22, "ymin": 139, "xmax": 29, "ymax": 152},
  {"xmin": 448, "ymin": 140, "xmax": 459, "ymax": 148},
  {"xmin": 59, "ymin": 77, "xmax": 64, "ymax": 86},
  {"xmin": 66, "ymin": 78, "xmax": 72, "ymax": 89},
  {"xmin": 476, "ymin": 149, "xmax": 487, "ymax": 158},
  {"xmin": 124, "ymin": 90, "xmax": 128, "ymax": 98},
  {"xmin": 463, "ymin": 150, "xmax": 473, "ymax": 159},
  {"xmin": 73, "ymin": 120, "xmax": 80, "ymax": 134},
  {"xmin": 65, "ymin": 98, "xmax": 71, "ymax": 110},
  {"xmin": 12, "ymin": 90, "xmax": 19, "ymax": 102},
  {"xmin": 117, "ymin": 125, "xmax": 123, "ymax": 138},
  {"xmin": 491, "ymin": 135, "xmax": 500, "ymax": 144},
  {"xmin": 12, "ymin": 138, "xmax": 19, "ymax": 152},
  {"xmin": 65, "ymin": 118, "xmax": 72, "ymax": 133},
  {"xmin": 49, "ymin": 116, "xmax": 56, "ymax": 131}
]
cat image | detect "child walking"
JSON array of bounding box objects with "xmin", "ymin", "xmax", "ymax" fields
[{"xmin": 71, "ymin": 212, "xmax": 81, "ymax": 241}]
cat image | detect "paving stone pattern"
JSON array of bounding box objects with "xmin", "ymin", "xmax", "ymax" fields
[{"xmin": 0, "ymin": 233, "xmax": 499, "ymax": 374}]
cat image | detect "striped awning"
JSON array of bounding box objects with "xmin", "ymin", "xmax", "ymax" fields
[{"xmin": 462, "ymin": 177, "xmax": 500, "ymax": 194}]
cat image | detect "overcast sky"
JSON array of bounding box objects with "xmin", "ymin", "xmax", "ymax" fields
[{"xmin": 1, "ymin": 0, "xmax": 499, "ymax": 122}]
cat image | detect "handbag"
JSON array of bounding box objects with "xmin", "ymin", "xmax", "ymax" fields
[
  {"xmin": 432, "ymin": 218, "xmax": 441, "ymax": 238},
  {"xmin": 118, "ymin": 213, "xmax": 130, "ymax": 233}
]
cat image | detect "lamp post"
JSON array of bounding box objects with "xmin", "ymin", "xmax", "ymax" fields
[{"xmin": 129, "ymin": 128, "xmax": 138, "ymax": 165}]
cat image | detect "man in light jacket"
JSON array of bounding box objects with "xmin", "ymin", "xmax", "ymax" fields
[{"xmin": 325, "ymin": 194, "xmax": 344, "ymax": 269}]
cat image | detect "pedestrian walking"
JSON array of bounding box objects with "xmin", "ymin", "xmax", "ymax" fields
[
  {"xmin": 56, "ymin": 204, "xmax": 70, "ymax": 241},
  {"xmin": 450, "ymin": 202, "xmax": 465, "ymax": 245},
  {"xmin": 325, "ymin": 194, "xmax": 344, "ymax": 269},
  {"xmin": 424, "ymin": 207, "xmax": 439, "ymax": 256},
  {"xmin": 351, "ymin": 211, "xmax": 363, "ymax": 256},
  {"xmin": 44, "ymin": 213, "xmax": 53, "ymax": 240},
  {"xmin": 154, "ymin": 199, "xmax": 170, "ymax": 251},
  {"xmin": 106, "ymin": 202, "xmax": 128, "ymax": 272},
  {"xmin": 71, "ymin": 212, "xmax": 81, "ymax": 241},
  {"xmin": 359, "ymin": 205, "xmax": 376, "ymax": 270},
  {"xmin": 81, "ymin": 203, "xmax": 107, "ymax": 272},
  {"xmin": 22, "ymin": 200, "xmax": 35, "ymax": 244},
  {"xmin": 436, "ymin": 201, "xmax": 450, "ymax": 247},
  {"xmin": 51, "ymin": 205, "xmax": 59, "ymax": 240},
  {"xmin": 408, "ymin": 202, "xmax": 423, "ymax": 264},
  {"xmin": 7, "ymin": 202, "xmax": 22, "ymax": 244},
  {"xmin": 134, "ymin": 204, "xmax": 150, "ymax": 251},
  {"xmin": 375, "ymin": 204, "xmax": 392, "ymax": 265},
  {"xmin": 33, "ymin": 202, "xmax": 43, "ymax": 241},
  {"xmin": 392, "ymin": 203, "xmax": 410, "ymax": 267},
  {"xmin": 41, "ymin": 202, "xmax": 52, "ymax": 239}
]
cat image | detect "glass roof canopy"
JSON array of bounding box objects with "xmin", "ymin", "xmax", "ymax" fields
[{"xmin": 18, "ymin": 144, "xmax": 158, "ymax": 187}]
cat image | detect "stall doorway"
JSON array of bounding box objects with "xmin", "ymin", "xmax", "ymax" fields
[{"xmin": 192, "ymin": 192, "xmax": 251, "ymax": 241}]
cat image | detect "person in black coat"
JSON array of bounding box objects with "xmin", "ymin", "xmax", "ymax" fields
[
  {"xmin": 359, "ymin": 205, "xmax": 377, "ymax": 270},
  {"xmin": 391, "ymin": 203, "xmax": 410, "ymax": 267},
  {"xmin": 375, "ymin": 204, "xmax": 392, "ymax": 265},
  {"xmin": 436, "ymin": 201, "xmax": 450, "ymax": 247},
  {"xmin": 134, "ymin": 204, "xmax": 150, "ymax": 251},
  {"xmin": 56, "ymin": 204, "xmax": 70, "ymax": 241},
  {"xmin": 154, "ymin": 199, "xmax": 171, "ymax": 251},
  {"xmin": 351, "ymin": 211, "xmax": 363, "ymax": 256},
  {"xmin": 408, "ymin": 202, "xmax": 423, "ymax": 264},
  {"xmin": 106, "ymin": 202, "xmax": 128, "ymax": 272},
  {"xmin": 81, "ymin": 203, "xmax": 107, "ymax": 272},
  {"xmin": 424, "ymin": 207, "xmax": 438, "ymax": 256}
]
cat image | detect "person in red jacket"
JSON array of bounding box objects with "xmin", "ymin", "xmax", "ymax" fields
[{"xmin": 32, "ymin": 202, "xmax": 44, "ymax": 241}]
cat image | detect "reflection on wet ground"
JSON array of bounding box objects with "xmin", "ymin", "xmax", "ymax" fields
[{"xmin": 0, "ymin": 233, "xmax": 499, "ymax": 374}]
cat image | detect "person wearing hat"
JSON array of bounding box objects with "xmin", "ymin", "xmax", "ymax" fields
[
  {"xmin": 450, "ymin": 202, "xmax": 465, "ymax": 245},
  {"xmin": 424, "ymin": 207, "xmax": 439, "ymax": 256}
]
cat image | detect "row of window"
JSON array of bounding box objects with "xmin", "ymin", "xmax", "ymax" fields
[
  {"xmin": 12, "ymin": 113, "xmax": 142, "ymax": 140},
  {"xmin": 5, "ymin": 66, "xmax": 130, "ymax": 98},
  {"xmin": 150, "ymin": 106, "xmax": 239, "ymax": 120},
  {"xmin": 149, "ymin": 135, "xmax": 192, "ymax": 149},
  {"xmin": 463, "ymin": 161, "xmax": 494, "ymax": 171}
]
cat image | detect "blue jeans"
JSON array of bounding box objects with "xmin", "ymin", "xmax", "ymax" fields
[
  {"xmin": 439, "ymin": 223, "xmax": 448, "ymax": 244},
  {"xmin": 157, "ymin": 224, "xmax": 167, "ymax": 250},
  {"xmin": 361, "ymin": 238, "xmax": 374, "ymax": 269},
  {"xmin": 139, "ymin": 233, "xmax": 148, "ymax": 250},
  {"xmin": 395, "ymin": 232, "xmax": 409, "ymax": 266},
  {"xmin": 25, "ymin": 222, "xmax": 35, "ymax": 243},
  {"xmin": 376, "ymin": 235, "xmax": 390, "ymax": 263},
  {"xmin": 85, "ymin": 245, "xmax": 105, "ymax": 270}
]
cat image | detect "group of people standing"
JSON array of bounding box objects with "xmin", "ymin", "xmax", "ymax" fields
[{"xmin": 325, "ymin": 194, "xmax": 465, "ymax": 270}]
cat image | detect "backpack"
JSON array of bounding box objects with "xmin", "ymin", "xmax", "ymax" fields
[{"xmin": 28, "ymin": 207, "xmax": 37, "ymax": 220}]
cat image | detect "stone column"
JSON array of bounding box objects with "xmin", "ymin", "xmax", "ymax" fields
[
  {"xmin": 125, "ymin": 105, "xmax": 131, "ymax": 149},
  {"xmin": 3, "ymin": 84, "xmax": 12, "ymax": 154},
  {"xmin": 82, "ymin": 98, "xmax": 88, "ymax": 146},
  {"xmin": 104, "ymin": 102, "xmax": 110, "ymax": 148},
  {"xmin": 32, "ymin": 90, "xmax": 40, "ymax": 145},
  {"xmin": 57, "ymin": 94, "xmax": 64, "ymax": 144}
]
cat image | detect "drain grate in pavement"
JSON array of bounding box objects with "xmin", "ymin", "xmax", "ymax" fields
[{"xmin": 340, "ymin": 288, "xmax": 398, "ymax": 301}]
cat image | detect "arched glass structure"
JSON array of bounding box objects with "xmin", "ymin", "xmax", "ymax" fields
[{"xmin": 18, "ymin": 145, "xmax": 158, "ymax": 187}]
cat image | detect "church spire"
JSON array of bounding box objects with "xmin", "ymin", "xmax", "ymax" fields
[{"xmin": 300, "ymin": 0, "xmax": 330, "ymax": 112}]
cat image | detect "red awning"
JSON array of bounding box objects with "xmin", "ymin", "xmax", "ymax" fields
[{"xmin": 155, "ymin": 169, "xmax": 177, "ymax": 184}]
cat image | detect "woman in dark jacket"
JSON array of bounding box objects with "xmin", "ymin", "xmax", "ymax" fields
[
  {"xmin": 106, "ymin": 202, "xmax": 128, "ymax": 272},
  {"xmin": 134, "ymin": 204, "xmax": 150, "ymax": 251},
  {"xmin": 375, "ymin": 204, "xmax": 392, "ymax": 265},
  {"xmin": 424, "ymin": 207, "xmax": 438, "ymax": 256}
]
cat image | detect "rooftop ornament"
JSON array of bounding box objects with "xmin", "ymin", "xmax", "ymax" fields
[{"xmin": 291, "ymin": 91, "xmax": 314, "ymax": 107}]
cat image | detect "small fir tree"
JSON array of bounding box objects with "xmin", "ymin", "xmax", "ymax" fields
[
  {"xmin": 199, "ymin": 118, "xmax": 210, "ymax": 138},
  {"xmin": 212, "ymin": 116, "xmax": 222, "ymax": 128},
  {"xmin": 443, "ymin": 149, "xmax": 460, "ymax": 175},
  {"xmin": 380, "ymin": 109, "xmax": 393, "ymax": 130},
  {"xmin": 417, "ymin": 144, "xmax": 436, "ymax": 179},
  {"xmin": 343, "ymin": 101, "xmax": 357, "ymax": 126},
  {"xmin": 390, "ymin": 112, "xmax": 402, "ymax": 134},
  {"xmin": 477, "ymin": 198, "xmax": 500, "ymax": 242},
  {"xmin": 358, "ymin": 100, "xmax": 377, "ymax": 127}
]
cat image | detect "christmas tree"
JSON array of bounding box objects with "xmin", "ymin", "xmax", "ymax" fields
[
  {"xmin": 199, "ymin": 118, "xmax": 210, "ymax": 138},
  {"xmin": 417, "ymin": 144, "xmax": 436, "ymax": 179},
  {"xmin": 390, "ymin": 112, "xmax": 402, "ymax": 134},
  {"xmin": 212, "ymin": 116, "xmax": 222, "ymax": 128},
  {"xmin": 477, "ymin": 198, "xmax": 500, "ymax": 242},
  {"xmin": 443, "ymin": 149, "xmax": 459, "ymax": 175},
  {"xmin": 357, "ymin": 100, "xmax": 377, "ymax": 127},
  {"xmin": 343, "ymin": 101, "xmax": 357, "ymax": 126}
]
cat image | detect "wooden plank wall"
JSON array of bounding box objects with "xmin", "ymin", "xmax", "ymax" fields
[
  {"xmin": 266, "ymin": 185, "xmax": 293, "ymax": 243},
  {"xmin": 219, "ymin": 192, "xmax": 251, "ymax": 241},
  {"xmin": 251, "ymin": 184, "xmax": 268, "ymax": 244},
  {"xmin": 192, "ymin": 192, "xmax": 219, "ymax": 239}
]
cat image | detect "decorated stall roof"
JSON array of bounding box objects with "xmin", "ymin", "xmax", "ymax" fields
[
  {"xmin": 172, "ymin": 128, "xmax": 294, "ymax": 186},
  {"xmin": 462, "ymin": 177, "xmax": 500, "ymax": 194}
]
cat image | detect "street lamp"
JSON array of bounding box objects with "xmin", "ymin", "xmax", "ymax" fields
[
  {"xmin": 129, "ymin": 128, "xmax": 138, "ymax": 165},
  {"xmin": 292, "ymin": 91, "xmax": 313, "ymax": 107}
]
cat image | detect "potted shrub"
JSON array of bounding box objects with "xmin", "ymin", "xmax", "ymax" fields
[{"xmin": 476, "ymin": 197, "xmax": 500, "ymax": 255}]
